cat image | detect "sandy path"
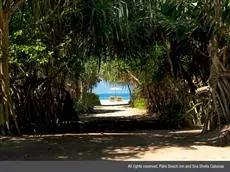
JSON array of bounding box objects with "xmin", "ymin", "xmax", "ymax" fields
[
  {"xmin": 0, "ymin": 106, "xmax": 230, "ymax": 161},
  {"xmin": 84, "ymin": 105, "xmax": 147, "ymax": 118},
  {"xmin": 126, "ymin": 145, "xmax": 230, "ymax": 161},
  {"xmin": 1, "ymin": 130, "xmax": 230, "ymax": 161}
]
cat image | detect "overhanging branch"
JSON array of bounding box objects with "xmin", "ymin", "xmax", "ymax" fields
[{"xmin": 125, "ymin": 69, "xmax": 141, "ymax": 85}]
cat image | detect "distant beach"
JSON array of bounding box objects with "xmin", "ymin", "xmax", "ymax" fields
[
  {"xmin": 97, "ymin": 93, "xmax": 130, "ymax": 105},
  {"xmin": 100, "ymin": 100, "xmax": 130, "ymax": 105}
]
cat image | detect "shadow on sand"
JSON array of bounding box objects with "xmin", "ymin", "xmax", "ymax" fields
[{"xmin": 0, "ymin": 129, "xmax": 228, "ymax": 160}]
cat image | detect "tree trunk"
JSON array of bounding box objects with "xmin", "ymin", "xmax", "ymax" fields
[
  {"xmin": 0, "ymin": 9, "xmax": 20, "ymax": 135},
  {"xmin": 127, "ymin": 84, "xmax": 132, "ymax": 102},
  {"xmin": 76, "ymin": 79, "xmax": 83, "ymax": 100}
]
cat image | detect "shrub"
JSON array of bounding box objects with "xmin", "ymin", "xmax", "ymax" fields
[
  {"xmin": 84, "ymin": 92, "xmax": 101, "ymax": 107},
  {"xmin": 158, "ymin": 102, "xmax": 186, "ymax": 129},
  {"xmin": 74, "ymin": 93, "xmax": 101, "ymax": 114},
  {"xmin": 134, "ymin": 98, "xmax": 146, "ymax": 109}
]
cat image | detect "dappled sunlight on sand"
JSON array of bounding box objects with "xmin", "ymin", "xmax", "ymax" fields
[
  {"xmin": 86, "ymin": 105, "xmax": 146, "ymax": 118},
  {"xmin": 123, "ymin": 146, "xmax": 230, "ymax": 161},
  {"xmin": 1, "ymin": 130, "xmax": 230, "ymax": 160}
]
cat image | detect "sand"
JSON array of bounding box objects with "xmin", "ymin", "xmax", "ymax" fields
[{"xmin": 100, "ymin": 100, "xmax": 130, "ymax": 106}]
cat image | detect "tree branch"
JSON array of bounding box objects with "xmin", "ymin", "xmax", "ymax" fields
[
  {"xmin": 125, "ymin": 69, "xmax": 141, "ymax": 85},
  {"xmin": 6, "ymin": 0, "xmax": 13, "ymax": 13}
]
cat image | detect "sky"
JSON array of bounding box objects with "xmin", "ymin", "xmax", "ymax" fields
[{"xmin": 92, "ymin": 80, "xmax": 131, "ymax": 95}]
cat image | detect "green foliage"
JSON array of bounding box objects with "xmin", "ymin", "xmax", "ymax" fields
[
  {"xmin": 74, "ymin": 93, "xmax": 101, "ymax": 114},
  {"xmin": 1, "ymin": 0, "xmax": 229, "ymax": 134},
  {"xmin": 143, "ymin": 45, "xmax": 166, "ymax": 83},
  {"xmin": 9, "ymin": 39, "xmax": 48, "ymax": 65},
  {"xmin": 133, "ymin": 98, "xmax": 146, "ymax": 109},
  {"xmin": 80, "ymin": 58, "xmax": 101, "ymax": 92}
]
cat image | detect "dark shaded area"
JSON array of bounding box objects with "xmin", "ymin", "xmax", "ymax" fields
[
  {"xmin": 82, "ymin": 117, "xmax": 159, "ymax": 133},
  {"xmin": 11, "ymin": 86, "xmax": 81, "ymax": 135},
  {"xmin": 0, "ymin": 129, "xmax": 228, "ymax": 161},
  {"xmin": 90, "ymin": 109, "xmax": 124, "ymax": 114},
  {"xmin": 1, "ymin": 104, "xmax": 229, "ymax": 160},
  {"xmin": 19, "ymin": 105, "xmax": 196, "ymax": 135},
  {"xmin": 78, "ymin": 105, "xmax": 194, "ymax": 133},
  {"xmin": 20, "ymin": 116, "xmax": 160, "ymax": 135}
]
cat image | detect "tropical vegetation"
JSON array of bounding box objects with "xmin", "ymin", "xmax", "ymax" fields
[{"xmin": 0, "ymin": 0, "xmax": 229, "ymax": 137}]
